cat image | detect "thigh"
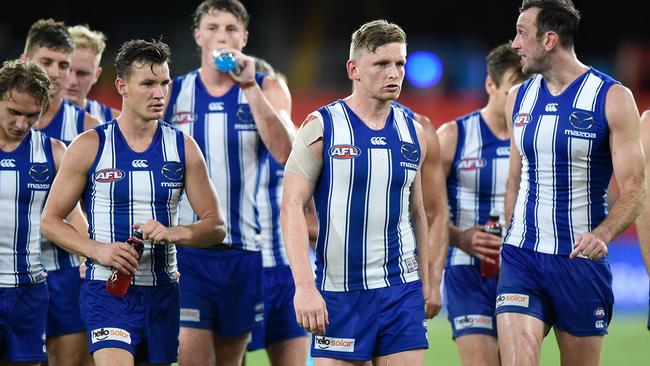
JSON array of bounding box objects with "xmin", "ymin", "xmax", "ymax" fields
[
  {"xmin": 496, "ymin": 313, "xmax": 546, "ymax": 366},
  {"xmin": 178, "ymin": 328, "xmax": 215, "ymax": 366},
  {"xmin": 546, "ymin": 256, "xmax": 613, "ymax": 336},
  {"xmin": 554, "ymin": 329, "xmax": 603, "ymax": 366},
  {"xmin": 46, "ymin": 332, "xmax": 88, "ymax": 366},
  {"xmin": 266, "ymin": 337, "xmax": 309, "ymax": 366},
  {"xmin": 372, "ymin": 349, "xmax": 425, "ymax": 366},
  {"xmin": 445, "ymin": 266, "xmax": 498, "ymax": 339},
  {"xmin": 93, "ymin": 347, "xmax": 133, "ymax": 366},
  {"xmin": 144, "ymin": 284, "xmax": 179, "ymax": 364},
  {"xmin": 213, "ymin": 333, "xmax": 250, "ymax": 366},
  {"xmin": 46, "ymin": 267, "xmax": 85, "ymax": 337},
  {"xmin": 3, "ymin": 283, "xmax": 48, "ymax": 363},
  {"xmin": 455, "ymin": 335, "xmax": 499, "ymax": 366}
]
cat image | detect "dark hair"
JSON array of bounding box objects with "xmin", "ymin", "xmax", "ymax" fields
[
  {"xmin": 193, "ymin": 0, "xmax": 250, "ymax": 30},
  {"xmin": 350, "ymin": 19, "xmax": 406, "ymax": 57},
  {"xmin": 24, "ymin": 18, "xmax": 74, "ymax": 56},
  {"xmin": 520, "ymin": 0, "xmax": 581, "ymax": 49},
  {"xmin": 0, "ymin": 59, "xmax": 51, "ymax": 111},
  {"xmin": 114, "ymin": 39, "xmax": 171, "ymax": 79},
  {"xmin": 486, "ymin": 42, "xmax": 528, "ymax": 87}
]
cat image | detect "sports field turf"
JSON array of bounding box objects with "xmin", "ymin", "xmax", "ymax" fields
[{"xmin": 236, "ymin": 314, "xmax": 648, "ymax": 365}]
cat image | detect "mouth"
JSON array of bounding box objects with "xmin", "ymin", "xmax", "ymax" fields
[
  {"xmin": 149, "ymin": 103, "xmax": 165, "ymax": 112},
  {"xmin": 384, "ymin": 84, "xmax": 400, "ymax": 91}
]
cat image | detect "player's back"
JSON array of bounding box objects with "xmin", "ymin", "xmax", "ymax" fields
[
  {"xmin": 312, "ymin": 100, "xmax": 421, "ymax": 292},
  {"xmin": 85, "ymin": 98, "xmax": 113, "ymax": 123},
  {"xmin": 505, "ymin": 68, "xmax": 617, "ymax": 255}
]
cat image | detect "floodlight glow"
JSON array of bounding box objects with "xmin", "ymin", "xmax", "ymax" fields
[{"xmin": 406, "ymin": 51, "xmax": 443, "ymax": 88}]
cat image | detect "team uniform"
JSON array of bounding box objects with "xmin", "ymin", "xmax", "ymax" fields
[
  {"xmin": 248, "ymin": 154, "xmax": 307, "ymax": 351},
  {"xmin": 85, "ymin": 98, "xmax": 113, "ymax": 123},
  {"xmin": 165, "ymin": 72, "xmax": 265, "ymax": 336},
  {"xmin": 79, "ymin": 120, "xmax": 184, "ymax": 362},
  {"xmin": 38, "ymin": 98, "xmax": 86, "ymax": 337},
  {"xmin": 310, "ymin": 100, "xmax": 428, "ymax": 360},
  {"xmin": 0, "ymin": 130, "xmax": 54, "ymax": 362},
  {"xmin": 444, "ymin": 111, "xmax": 510, "ymax": 338},
  {"xmin": 497, "ymin": 68, "xmax": 616, "ymax": 336}
]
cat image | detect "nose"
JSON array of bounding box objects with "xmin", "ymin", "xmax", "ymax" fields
[
  {"xmin": 15, "ymin": 115, "xmax": 31, "ymax": 131},
  {"xmin": 512, "ymin": 36, "xmax": 521, "ymax": 49}
]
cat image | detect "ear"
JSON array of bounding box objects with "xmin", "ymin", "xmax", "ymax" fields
[
  {"xmin": 485, "ymin": 75, "xmax": 495, "ymax": 96},
  {"xmin": 347, "ymin": 59, "xmax": 359, "ymax": 81},
  {"xmin": 194, "ymin": 28, "xmax": 201, "ymax": 46},
  {"xmin": 20, "ymin": 53, "xmax": 28, "ymax": 61},
  {"xmin": 115, "ymin": 77, "xmax": 127, "ymax": 97},
  {"xmin": 242, "ymin": 30, "xmax": 249, "ymax": 49},
  {"xmin": 93, "ymin": 66, "xmax": 103, "ymax": 85},
  {"xmin": 543, "ymin": 31, "xmax": 560, "ymax": 51}
]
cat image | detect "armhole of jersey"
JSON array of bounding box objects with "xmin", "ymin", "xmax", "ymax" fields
[
  {"xmin": 87, "ymin": 126, "xmax": 106, "ymax": 179},
  {"xmin": 598, "ymin": 81, "xmax": 616, "ymax": 133},
  {"xmin": 452, "ymin": 119, "xmax": 465, "ymax": 165},
  {"xmin": 44, "ymin": 135, "xmax": 56, "ymax": 178},
  {"xmin": 176, "ymin": 129, "xmax": 187, "ymax": 166}
]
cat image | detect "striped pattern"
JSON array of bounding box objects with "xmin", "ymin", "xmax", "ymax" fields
[
  {"xmin": 504, "ymin": 69, "xmax": 617, "ymax": 255},
  {"xmin": 85, "ymin": 98, "xmax": 113, "ymax": 123},
  {"xmin": 83, "ymin": 121, "xmax": 184, "ymax": 286},
  {"xmin": 165, "ymin": 70, "xmax": 266, "ymax": 251},
  {"xmin": 0, "ymin": 130, "xmax": 54, "ymax": 287},
  {"xmin": 446, "ymin": 111, "xmax": 510, "ymax": 266},
  {"xmin": 256, "ymin": 154, "xmax": 289, "ymax": 267},
  {"xmin": 313, "ymin": 100, "xmax": 421, "ymax": 292}
]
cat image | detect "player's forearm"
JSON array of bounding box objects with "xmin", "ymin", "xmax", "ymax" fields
[
  {"xmin": 594, "ymin": 183, "xmax": 646, "ymax": 244},
  {"xmin": 170, "ymin": 213, "xmax": 226, "ymax": 248},
  {"xmin": 635, "ymin": 205, "xmax": 650, "ymax": 276},
  {"xmin": 244, "ymin": 85, "xmax": 293, "ymax": 163},
  {"xmin": 428, "ymin": 210, "xmax": 448, "ymax": 287},
  {"xmin": 504, "ymin": 173, "xmax": 520, "ymax": 233},
  {"xmin": 41, "ymin": 214, "xmax": 100, "ymax": 259},
  {"xmin": 282, "ymin": 202, "xmax": 316, "ymax": 289}
]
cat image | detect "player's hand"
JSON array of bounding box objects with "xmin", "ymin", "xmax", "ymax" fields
[
  {"xmin": 91, "ymin": 242, "xmax": 140, "ymax": 275},
  {"xmin": 294, "ymin": 285, "xmax": 329, "ymax": 335},
  {"xmin": 458, "ymin": 226, "xmax": 502, "ymax": 264},
  {"xmin": 570, "ymin": 232, "xmax": 608, "ymax": 260},
  {"xmin": 216, "ymin": 48, "xmax": 256, "ymax": 85},
  {"xmin": 134, "ymin": 220, "xmax": 172, "ymax": 245},
  {"xmin": 425, "ymin": 283, "xmax": 442, "ymax": 319},
  {"xmin": 79, "ymin": 256, "xmax": 87, "ymax": 279}
]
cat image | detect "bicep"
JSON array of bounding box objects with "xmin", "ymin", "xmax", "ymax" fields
[
  {"xmin": 421, "ymin": 129, "xmax": 448, "ymax": 220},
  {"xmin": 263, "ymin": 76, "xmax": 292, "ymax": 115},
  {"xmin": 183, "ymin": 136, "xmax": 221, "ymax": 220},
  {"xmin": 607, "ymin": 86, "xmax": 644, "ymax": 187},
  {"xmin": 436, "ymin": 122, "xmax": 457, "ymax": 177}
]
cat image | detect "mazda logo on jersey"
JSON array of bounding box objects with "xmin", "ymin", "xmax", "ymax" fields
[
  {"xmin": 94, "ymin": 169, "xmax": 125, "ymax": 183},
  {"xmin": 513, "ymin": 113, "xmax": 531, "ymax": 127},
  {"xmin": 171, "ymin": 112, "xmax": 197, "ymax": 125},
  {"xmin": 162, "ymin": 162, "xmax": 184, "ymax": 181},
  {"xmin": 29, "ymin": 164, "xmax": 51, "ymax": 182},
  {"xmin": 400, "ymin": 143, "xmax": 419, "ymax": 162},
  {"xmin": 458, "ymin": 158, "xmax": 486, "ymax": 171},
  {"xmin": 329, "ymin": 145, "xmax": 360, "ymax": 159},
  {"xmin": 237, "ymin": 105, "xmax": 254, "ymax": 123},
  {"xmin": 569, "ymin": 111, "xmax": 594, "ymax": 130}
]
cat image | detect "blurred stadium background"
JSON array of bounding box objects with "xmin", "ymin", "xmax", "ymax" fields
[{"xmin": 2, "ymin": 0, "xmax": 648, "ymax": 364}]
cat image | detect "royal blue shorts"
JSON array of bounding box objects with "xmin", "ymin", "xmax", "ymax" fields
[
  {"xmin": 80, "ymin": 280, "xmax": 179, "ymax": 363},
  {"xmin": 248, "ymin": 266, "xmax": 307, "ymax": 351},
  {"xmin": 46, "ymin": 267, "xmax": 85, "ymax": 336},
  {"xmin": 444, "ymin": 265, "xmax": 498, "ymax": 339},
  {"xmin": 0, "ymin": 282, "xmax": 48, "ymax": 363},
  {"xmin": 311, "ymin": 281, "xmax": 428, "ymax": 361},
  {"xmin": 496, "ymin": 245, "xmax": 613, "ymax": 336},
  {"xmin": 177, "ymin": 246, "xmax": 263, "ymax": 337}
]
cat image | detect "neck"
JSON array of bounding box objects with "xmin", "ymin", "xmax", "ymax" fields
[
  {"xmin": 198, "ymin": 58, "xmax": 235, "ymax": 96},
  {"xmin": 541, "ymin": 50, "xmax": 589, "ymax": 95},
  {"xmin": 36, "ymin": 94, "xmax": 64, "ymax": 130},
  {"xmin": 116, "ymin": 107, "xmax": 158, "ymax": 152},
  {"xmin": 344, "ymin": 92, "xmax": 392, "ymax": 130},
  {"xmin": 0, "ymin": 133, "xmax": 27, "ymax": 152},
  {"xmin": 480, "ymin": 102, "xmax": 508, "ymax": 140}
]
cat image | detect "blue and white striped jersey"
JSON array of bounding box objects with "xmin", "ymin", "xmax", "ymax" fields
[
  {"xmin": 313, "ymin": 100, "xmax": 422, "ymax": 292},
  {"xmin": 39, "ymin": 98, "xmax": 85, "ymax": 271},
  {"xmin": 165, "ymin": 71, "xmax": 266, "ymax": 251},
  {"xmin": 256, "ymin": 152, "xmax": 289, "ymax": 268},
  {"xmin": 446, "ymin": 111, "xmax": 510, "ymax": 266},
  {"xmin": 83, "ymin": 120, "xmax": 185, "ymax": 286},
  {"xmin": 0, "ymin": 130, "xmax": 54, "ymax": 287},
  {"xmin": 85, "ymin": 98, "xmax": 113, "ymax": 123},
  {"xmin": 504, "ymin": 68, "xmax": 617, "ymax": 255}
]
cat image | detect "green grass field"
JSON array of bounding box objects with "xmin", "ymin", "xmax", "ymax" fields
[{"xmin": 240, "ymin": 314, "xmax": 648, "ymax": 365}]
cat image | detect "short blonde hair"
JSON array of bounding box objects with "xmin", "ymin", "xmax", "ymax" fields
[
  {"xmin": 349, "ymin": 19, "xmax": 406, "ymax": 59},
  {"xmin": 68, "ymin": 25, "xmax": 107, "ymax": 65}
]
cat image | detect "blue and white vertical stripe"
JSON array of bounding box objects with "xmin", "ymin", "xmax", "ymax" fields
[
  {"xmin": 0, "ymin": 130, "xmax": 54, "ymax": 287},
  {"xmin": 85, "ymin": 98, "xmax": 113, "ymax": 123},
  {"xmin": 256, "ymin": 153, "xmax": 289, "ymax": 268},
  {"xmin": 446, "ymin": 111, "xmax": 510, "ymax": 266},
  {"xmin": 313, "ymin": 100, "xmax": 421, "ymax": 292},
  {"xmin": 83, "ymin": 121, "xmax": 184, "ymax": 286},
  {"xmin": 504, "ymin": 69, "xmax": 616, "ymax": 255}
]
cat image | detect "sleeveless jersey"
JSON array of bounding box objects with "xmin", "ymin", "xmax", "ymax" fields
[
  {"xmin": 0, "ymin": 130, "xmax": 54, "ymax": 286},
  {"xmin": 83, "ymin": 120, "xmax": 185, "ymax": 286},
  {"xmin": 165, "ymin": 71, "xmax": 266, "ymax": 251},
  {"xmin": 504, "ymin": 68, "xmax": 617, "ymax": 255},
  {"xmin": 313, "ymin": 100, "xmax": 422, "ymax": 292},
  {"xmin": 39, "ymin": 98, "xmax": 85, "ymax": 271},
  {"xmin": 85, "ymin": 98, "xmax": 113, "ymax": 123},
  {"xmin": 256, "ymin": 152, "xmax": 289, "ymax": 268},
  {"xmin": 446, "ymin": 111, "xmax": 510, "ymax": 266}
]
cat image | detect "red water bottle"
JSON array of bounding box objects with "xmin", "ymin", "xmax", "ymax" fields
[
  {"xmin": 480, "ymin": 212, "xmax": 502, "ymax": 278},
  {"xmin": 106, "ymin": 228, "xmax": 144, "ymax": 297}
]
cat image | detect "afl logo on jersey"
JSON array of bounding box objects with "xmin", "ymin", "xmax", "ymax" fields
[
  {"xmin": 329, "ymin": 145, "xmax": 360, "ymax": 159},
  {"xmin": 94, "ymin": 169, "xmax": 125, "ymax": 183},
  {"xmin": 29, "ymin": 164, "xmax": 51, "ymax": 182},
  {"xmin": 513, "ymin": 113, "xmax": 531, "ymax": 127},
  {"xmin": 569, "ymin": 111, "xmax": 594, "ymax": 130},
  {"xmin": 161, "ymin": 162, "xmax": 184, "ymax": 181},
  {"xmin": 400, "ymin": 143, "xmax": 419, "ymax": 162},
  {"xmin": 171, "ymin": 112, "xmax": 196, "ymax": 125},
  {"xmin": 458, "ymin": 158, "xmax": 486, "ymax": 171}
]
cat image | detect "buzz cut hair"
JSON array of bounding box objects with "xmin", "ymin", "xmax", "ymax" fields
[
  {"xmin": 193, "ymin": 0, "xmax": 250, "ymax": 30},
  {"xmin": 349, "ymin": 19, "xmax": 406, "ymax": 59},
  {"xmin": 24, "ymin": 18, "xmax": 74, "ymax": 57},
  {"xmin": 68, "ymin": 24, "xmax": 107, "ymax": 65}
]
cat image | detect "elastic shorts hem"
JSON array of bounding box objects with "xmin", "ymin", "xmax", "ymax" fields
[
  {"xmin": 495, "ymin": 306, "xmax": 548, "ymax": 327},
  {"xmin": 553, "ymin": 325, "xmax": 608, "ymax": 337},
  {"xmin": 311, "ymin": 352, "xmax": 371, "ymax": 361},
  {"xmin": 4, "ymin": 355, "xmax": 47, "ymax": 363},
  {"xmin": 179, "ymin": 322, "xmax": 213, "ymax": 331},
  {"xmin": 453, "ymin": 328, "xmax": 498, "ymax": 340},
  {"xmin": 179, "ymin": 323, "xmax": 254, "ymax": 337},
  {"xmin": 88, "ymin": 340, "xmax": 135, "ymax": 355},
  {"xmin": 266, "ymin": 331, "xmax": 309, "ymax": 348},
  {"xmin": 47, "ymin": 326, "xmax": 86, "ymax": 337},
  {"xmin": 374, "ymin": 342, "xmax": 429, "ymax": 357}
]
